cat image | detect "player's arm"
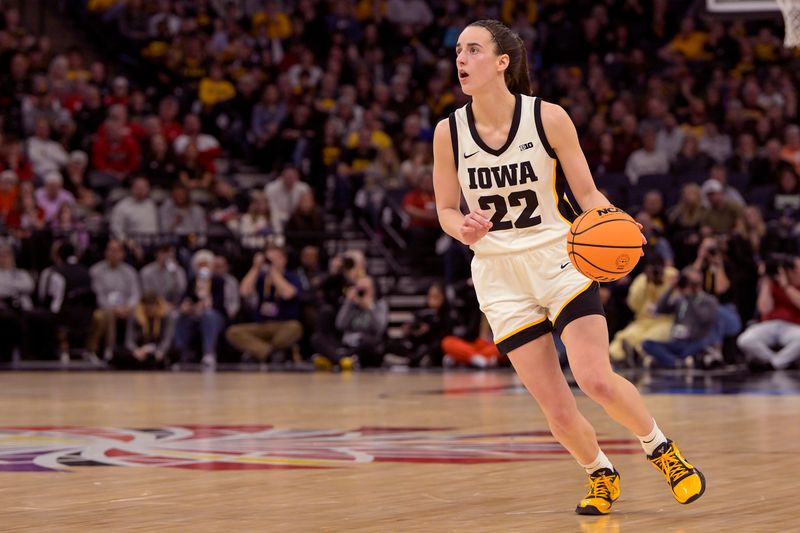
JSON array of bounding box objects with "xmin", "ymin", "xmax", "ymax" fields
[
  {"xmin": 540, "ymin": 102, "xmax": 611, "ymax": 212},
  {"xmin": 432, "ymin": 119, "xmax": 491, "ymax": 245}
]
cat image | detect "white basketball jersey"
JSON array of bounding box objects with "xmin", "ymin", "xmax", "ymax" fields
[{"xmin": 449, "ymin": 94, "xmax": 578, "ymax": 256}]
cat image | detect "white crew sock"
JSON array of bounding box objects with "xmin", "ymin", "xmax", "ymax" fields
[
  {"xmin": 579, "ymin": 449, "xmax": 614, "ymax": 475},
  {"xmin": 638, "ymin": 419, "xmax": 668, "ymax": 456}
]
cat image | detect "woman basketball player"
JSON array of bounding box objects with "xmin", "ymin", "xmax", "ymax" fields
[{"xmin": 432, "ymin": 20, "xmax": 705, "ymax": 515}]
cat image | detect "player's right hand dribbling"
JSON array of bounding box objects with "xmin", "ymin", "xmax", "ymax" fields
[{"xmin": 459, "ymin": 209, "xmax": 492, "ymax": 245}]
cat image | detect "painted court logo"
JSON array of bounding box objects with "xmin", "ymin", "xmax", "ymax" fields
[{"xmin": 0, "ymin": 426, "xmax": 640, "ymax": 472}]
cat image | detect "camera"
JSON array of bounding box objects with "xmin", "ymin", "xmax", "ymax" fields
[
  {"xmin": 677, "ymin": 273, "xmax": 690, "ymax": 289},
  {"xmin": 356, "ymin": 288, "xmax": 367, "ymax": 298},
  {"xmin": 706, "ymin": 246, "xmax": 719, "ymax": 256},
  {"xmin": 765, "ymin": 253, "xmax": 795, "ymax": 277},
  {"xmin": 342, "ymin": 256, "xmax": 356, "ymax": 271}
]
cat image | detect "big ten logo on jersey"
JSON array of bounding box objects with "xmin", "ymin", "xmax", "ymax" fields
[
  {"xmin": 519, "ymin": 141, "xmax": 534, "ymax": 151},
  {"xmin": 466, "ymin": 161, "xmax": 538, "ymax": 190}
]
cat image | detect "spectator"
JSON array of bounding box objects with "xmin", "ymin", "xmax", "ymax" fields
[
  {"xmin": 295, "ymin": 244, "xmax": 325, "ymax": 350},
  {"xmin": 780, "ymin": 124, "xmax": 800, "ymax": 174},
  {"xmin": 250, "ymin": 84, "xmax": 288, "ymax": 166},
  {"xmin": 177, "ymin": 143, "xmax": 214, "ymax": 192},
  {"xmin": 90, "ymin": 115, "xmax": 142, "ymax": 190},
  {"xmin": 624, "ymin": 128, "xmax": 669, "ymax": 185},
  {"xmin": 64, "ymin": 150, "xmax": 100, "ymax": 217},
  {"xmin": 0, "ymin": 137, "xmax": 34, "ymax": 182},
  {"xmin": 0, "ymin": 170, "xmax": 19, "ymax": 225},
  {"xmin": 698, "ymin": 122, "xmax": 733, "ymax": 164},
  {"xmin": 173, "ymin": 114, "xmax": 220, "ymax": 172},
  {"xmin": 198, "ymin": 62, "xmax": 236, "ymax": 115},
  {"xmin": 0, "ymin": 243, "xmax": 35, "ymax": 361},
  {"xmin": 26, "ymin": 117, "xmax": 68, "ymax": 178},
  {"xmin": 671, "ymin": 136, "xmax": 712, "ymax": 177},
  {"xmin": 157, "ymin": 96, "xmax": 183, "ymax": 143},
  {"xmin": 636, "ymin": 211, "xmax": 674, "ymax": 266},
  {"xmin": 158, "ymin": 182, "xmax": 207, "ymax": 238},
  {"xmin": 88, "ymin": 240, "xmax": 141, "ymax": 360},
  {"xmin": 656, "ymin": 113, "xmax": 685, "ymax": 163},
  {"xmin": 6, "ymin": 181, "xmax": 45, "ymax": 238},
  {"xmin": 50, "ymin": 202, "xmax": 90, "ymax": 255},
  {"xmin": 265, "ymin": 165, "xmax": 312, "ymax": 234},
  {"xmin": 737, "ymin": 255, "xmax": 800, "ymax": 370},
  {"xmin": 109, "ymin": 176, "xmax": 159, "ymax": 241},
  {"xmin": 141, "ymin": 134, "xmax": 179, "ymax": 190},
  {"xmin": 727, "ymin": 133, "xmax": 758, "ymax": 179},
  {"xmin": 212, "ymin": 255, "xmax": 241, "ymax": 323},
  {"xmin": 386, "ymin": 0, "xmax": 434, "ymax": 30},
  {"xmin": 226, "ymin": 245, "xmax": 303, "ymax": 363},
  {"xmin": 116, "ymin": 292, "xmax": 175, "ymax": 369},
  {"xmin": 285, "ymin": 190, "xmax": 325, "ymax": 249},
  {"xmin": 312, "ymin": 275, "xmax": 388, "ymax": 370},
  {"xmin": 402, "ymin": 168, "xmax": 439, "ymax": 251},
  {"xmin": 174, "ymin": 249, "xmax": 228, "ymax": 368},
  {"xmin": 140, "ymin": 244, "xmax": 187, "ymax": 309},
  {"xmin": 770, "ymin": 166, "xmax": 800, "ymax": 217},
  {"xmin": 441, "ymin": 314, "xmax": 503, "ymax": 369},
  {"xmin": 227, "ymin": 191, "xmax": 273, "ymax": 250},
  {"xmin": 751, "ymin": 138, "xmax": 786, "ymax": 187},
  {"xmin": 387, "ymin": 283, "xmax": 454, "ymax": 367},
  {"xmin": 641, "ymin": 267, "xmax": 720, "ymax": 369},
  {"xmin": 35, "ymin": 171, "xmax": 75, "ymax": 222},
  {"xmin": 641, "ymin": 189, "xmax": 669, "ymax": 234},
  {"xmin": 701, "ymin": 179, "xmax": 742, "ymax": 234},
  {"xmin": 588, "ymin": 132, "xmax": 626, "ymax": 175},
  {"xmin": 609, "ymin": 255, "xmax": 677, "ymax": 365},
  {"xmin": 703, "ymin": 164, "xmax": 745, "ymax": 208},
  {"xmin": 278, "ymin": 104, "xmax": 316, "ymax": 167}
]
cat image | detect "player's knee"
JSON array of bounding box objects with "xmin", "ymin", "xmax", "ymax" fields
[
  {"xmin": 574, "ymin": 372, "xmax": 617, "ymax": 404},
  {"xmin": 545, "ymin": 406, "xmax": 579, "ymax": 435}
]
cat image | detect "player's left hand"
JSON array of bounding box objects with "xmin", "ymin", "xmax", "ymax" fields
[{"xmin": 636, "ymin": 223, "xmax": 647, "ymax": 256}]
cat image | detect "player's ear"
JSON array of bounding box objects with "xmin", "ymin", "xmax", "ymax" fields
[{"xmin": 496, "ymin": 53, "xmax": 510, "ymax": 73}]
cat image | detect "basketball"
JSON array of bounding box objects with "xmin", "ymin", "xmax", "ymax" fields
[{"xmin": 566, "ymin": 206, "xmax": 642, "ymax": 282}]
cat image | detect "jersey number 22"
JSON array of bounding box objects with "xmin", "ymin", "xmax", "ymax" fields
[{"xmin": 478, "ymin": 190, "xmax": 541, "ymax": 231}]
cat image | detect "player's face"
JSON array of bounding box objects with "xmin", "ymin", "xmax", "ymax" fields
[{"xmin": 455, "ymin": 26, "xmax": 504, "ymax": 95}]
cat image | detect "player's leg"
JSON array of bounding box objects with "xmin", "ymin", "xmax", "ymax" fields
[
  {"xmin": 506, "ymin": 333, "xmax": 620, "ymax": 515},
  {"xmin": 561, "ymin": 314, "xmax": 706, "ymax": 505},
  {"xmin": 561, "ymin": 315, "xmax": 654, "ymax": 434}
]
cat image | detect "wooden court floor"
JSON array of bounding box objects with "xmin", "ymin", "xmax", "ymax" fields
[{"xmin": 0, "ymin": 371, "xmax": 797, "ymax": 532}]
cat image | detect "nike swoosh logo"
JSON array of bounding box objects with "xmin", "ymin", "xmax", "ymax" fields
[
  {"xmin": 464, "ymin": 151, "xmax": 479, "ymax": 159},
  {"xmin": 560, "ymin": 262, "xmax": 570, "ymax": 269}
]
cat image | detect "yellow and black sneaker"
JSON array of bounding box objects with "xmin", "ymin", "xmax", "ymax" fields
[
  {"xmin": 575, "ymin": 468, "xmax": 620, "ymax": 515},
  {"xmin": 648, "ymin": 439, "xmax": 706, "ymax": 504}
]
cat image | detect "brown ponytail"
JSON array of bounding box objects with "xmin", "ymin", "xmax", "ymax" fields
[{"xmin": 469, "ymin": 19, "xmax": 532, "ymax": 96}]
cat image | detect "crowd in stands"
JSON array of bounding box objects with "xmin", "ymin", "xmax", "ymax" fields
[{"xmin": 3, "ymin": 0, "xmax": 800, "ymax": 372}]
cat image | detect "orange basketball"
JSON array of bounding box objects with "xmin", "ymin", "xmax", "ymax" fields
[{"xmin": 566, "ymin": 206, "xmax": 642, "ymax": 282}]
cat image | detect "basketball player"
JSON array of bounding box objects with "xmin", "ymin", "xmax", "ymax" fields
[{"xmin": 432, "ymin": 20, "xmax": 705, "ymax": 515}]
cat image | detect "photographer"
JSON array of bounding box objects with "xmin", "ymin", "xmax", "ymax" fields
[
  {"xmin": 225, "ymin": 244, "xmax": 303, "ymax": 363},
  {"xmin": 641, "ymin": 267, "xmax": 720, "ymax": 368},
  {"xmin": 609, "ymin": 254, "xmax": 677, "ymax": 365},
  {"xmin": 692, "ymin": 235, "xmax": 743, "ymax": 358},
  {"xmin": 737, "ymin": 255, "xmax": 800, "ymax": 370},
  {"xmin": 311, "ymin": 275, "xmax": 388, "ymax": 370},
  {"xmin": 320, "ymin": 250, "xmax": 367, "ymax": 308}
]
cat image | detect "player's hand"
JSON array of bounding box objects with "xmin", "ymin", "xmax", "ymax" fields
[
  {"xmin": 459, "ymin": 209, "xmax": 492, "ymax": 245},
  {"xmin": 635, "ymin": 222, "xmax": 647, "ymax": 256}
]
